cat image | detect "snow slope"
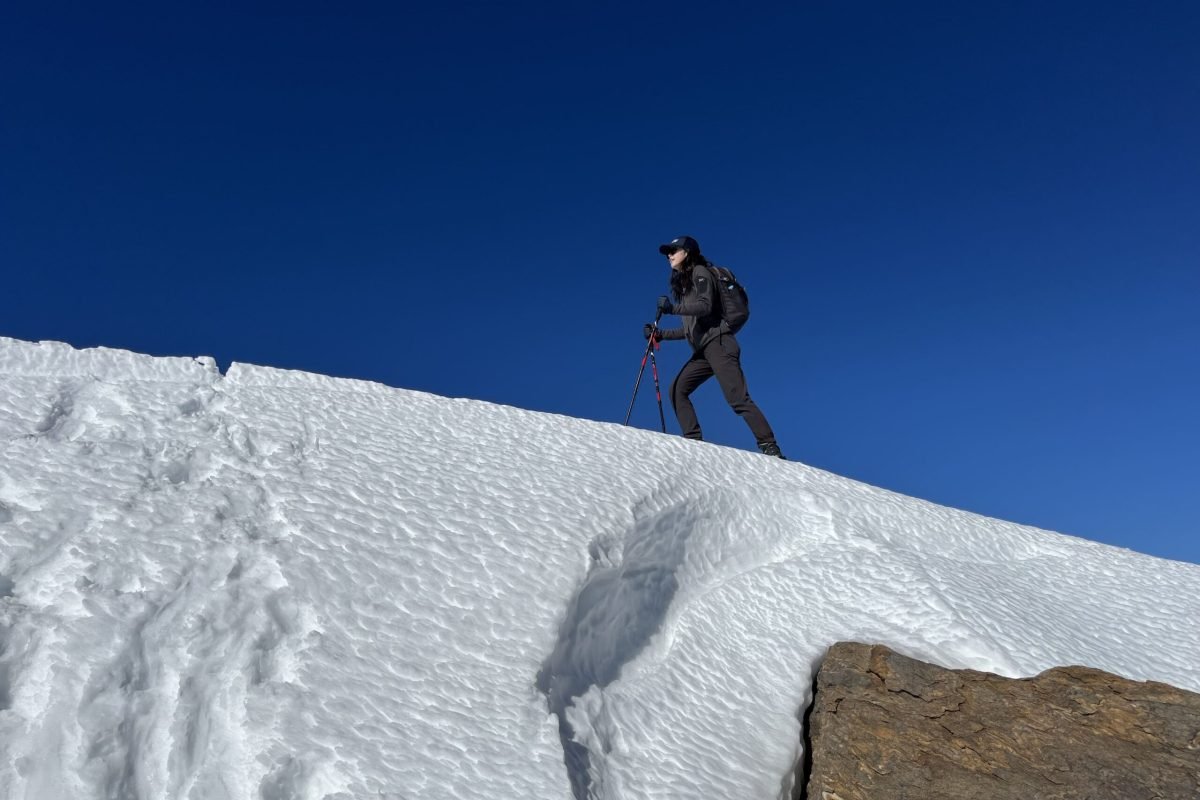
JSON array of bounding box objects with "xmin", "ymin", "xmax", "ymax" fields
[{"xmin": 1, "ymin": 337, "xmax": 1197, "ymax": 800}]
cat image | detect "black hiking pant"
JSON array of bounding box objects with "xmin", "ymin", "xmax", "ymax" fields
[{"xmin": 670, "ymin": 334, "xmax": 777, "ymax": 446}]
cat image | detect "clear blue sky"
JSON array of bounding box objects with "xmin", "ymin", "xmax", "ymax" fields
[{"xmin": 3, "ymin": 2, "xmax": 1197, "ymax": 564}]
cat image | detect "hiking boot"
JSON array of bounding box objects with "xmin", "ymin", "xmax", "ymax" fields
[{"xmin": 758, "ymin": 442, "xmax": 785, "ymax": 459}]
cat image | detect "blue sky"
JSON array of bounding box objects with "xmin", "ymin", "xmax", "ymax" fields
[{"xmin": 3, "ymin": 2, "xmax": 1197, "ymax": 564}]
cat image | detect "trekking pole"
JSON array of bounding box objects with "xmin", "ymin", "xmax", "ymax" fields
[
  {"xmin": 623, "ymin": 311, "xmax": 664, "ymax": 428},
  {"xmin": 647, "ymin": 329, "xmax": 667, "ymax": 433}
]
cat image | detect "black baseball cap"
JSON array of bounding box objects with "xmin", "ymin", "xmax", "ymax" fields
[{"xmin": 658, "ymin": 235, "xmax": 700, "ymax": 255}]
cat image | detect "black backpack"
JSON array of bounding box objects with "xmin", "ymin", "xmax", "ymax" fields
[{"xmin": 706, "ymin": 265, "xmax": 750, "ymax": 333}]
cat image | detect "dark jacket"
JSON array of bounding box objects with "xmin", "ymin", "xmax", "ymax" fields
[{"xmin": 660, "ymin": 264, "xmax": 729, "ymax": 352}]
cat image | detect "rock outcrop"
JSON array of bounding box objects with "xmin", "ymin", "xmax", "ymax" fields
[{"xmin": 802, "ymin": 642, "xmax": 1200, "ymax": 800}]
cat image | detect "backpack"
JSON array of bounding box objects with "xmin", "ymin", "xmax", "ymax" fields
[{"xmin": 706, "ymin": 265, "xmax": 750, "ymax": 333}]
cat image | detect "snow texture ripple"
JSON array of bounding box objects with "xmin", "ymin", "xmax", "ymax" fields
[{"xmin": 1, "ymin": 337, "xmax": 1198, "ymax": 800}]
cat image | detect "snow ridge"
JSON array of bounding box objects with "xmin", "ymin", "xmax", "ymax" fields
[{"xmin": 2, "ymin": 338, "xmax": 1199, "ymax": 800}]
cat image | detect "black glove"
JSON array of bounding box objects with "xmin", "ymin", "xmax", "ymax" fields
[
  {"xmin": 657, "ymin": 295, "xmax": 674, "ymax": 315},
  {"xmin": 643, "ymin": 323, "xmax": 662, "ymax": 341}
]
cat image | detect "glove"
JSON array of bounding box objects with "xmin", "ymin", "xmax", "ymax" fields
[
  {"xmin": 656, "ymin": 296, "xmax": 674, "ymax": 315},
  {"xmin": 643, "ymin": 323, "xmax": 662, "ymax": 341}
]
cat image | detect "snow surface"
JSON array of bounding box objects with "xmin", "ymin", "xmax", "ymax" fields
[{"xmin": 1, "ymin": 336, "xmax": 1198, "ymax": 800}]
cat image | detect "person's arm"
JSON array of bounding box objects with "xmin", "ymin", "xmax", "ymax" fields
[{"xmin": 668, "ymin": 266, "xmax": 714, "ymax": 317}]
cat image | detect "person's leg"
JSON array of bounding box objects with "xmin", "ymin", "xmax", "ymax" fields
[
  {"xmin": 670, "ymin": 355, "xmax": 714, "ymax": 440},
  {"xmin": 704, "ymin": 336, "xmax": 778, "ymax": 446}
]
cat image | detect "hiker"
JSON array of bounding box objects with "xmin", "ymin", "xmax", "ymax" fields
[{"xmin": 645, "ymin": 235, "xmax": 784, "ymax": 458}]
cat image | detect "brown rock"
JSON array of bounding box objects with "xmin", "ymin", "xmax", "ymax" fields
[{"xmin": 802, "ymin": 642, "xmax": 1200, "ymax": 800}]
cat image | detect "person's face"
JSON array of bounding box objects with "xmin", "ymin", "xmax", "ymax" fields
[{"xmin": 666, "ymin": 247, "xmax": 688, "ymax": 271}]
